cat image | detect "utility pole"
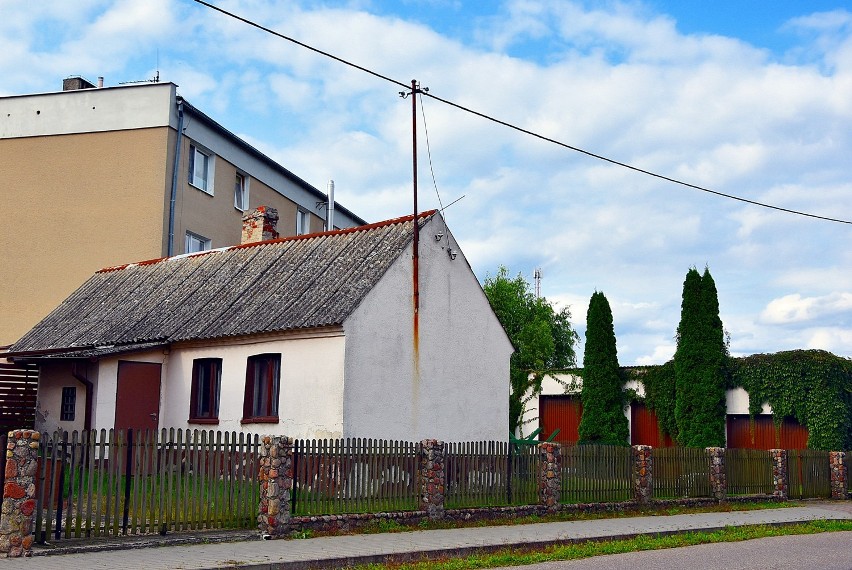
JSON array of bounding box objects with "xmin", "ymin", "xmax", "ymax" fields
[{"xmin": 400, "ymin": 79, "xmax": 428, "ymax": 357}]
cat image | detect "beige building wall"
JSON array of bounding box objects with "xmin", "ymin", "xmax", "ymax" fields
[{"xmin": 0, "ymin": 128, "xmax": 171, "ymax": 345}]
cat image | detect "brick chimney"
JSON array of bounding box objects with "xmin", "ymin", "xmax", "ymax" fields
[
  {"xmin": 241, "ymin": 206, "xmax": 280, "ymax": 244},
  {"xmin": 62, "ymin": 76, "xmax": 97, "ymax": 91}
]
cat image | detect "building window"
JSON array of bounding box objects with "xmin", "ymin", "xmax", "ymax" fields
[
  {"xmin": 188, "ymin": 144, "xmax": 215, "ymax": 194},
  {"xmin": 242, "ymin": 353, "xmax": 280, "ymax": 423},
  {"xmin": 185, "ymin": 231, "xmax": 211, "ymax": 253},
  {"xmin": 234, "ymin": 172, "xmax": 249, "ymax": 211},
  {"xmin": 296, "ymin": 210, "xmax": 310, "ymax": 235},
  {"xmin": 190, "ymin": 358, "xmax": 222, "ymax": 423},
  {"xmin": 61, "ymin": 386, "xmax": 76, "ymax": 422}
]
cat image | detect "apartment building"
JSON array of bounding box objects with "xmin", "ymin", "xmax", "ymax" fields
[{"xmin": 0, "ymin": 77, "xmax": 365, "ymax": 345}]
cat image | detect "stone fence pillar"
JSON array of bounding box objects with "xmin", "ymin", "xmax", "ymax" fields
[
  {"xmin": 257, "ymin": 436, "xmax": 294, "ymax": 538},
  {"xmin": 707, "ymin": 447, "xmax": 726, "ymax": 500},
  {"xmin": 0, "ymin": 430, "xmax": 40, "ymax": 557},
  {"xmin": 419, "ymin": 439, "xmax": 445, "ymax": 519},
  {"xmin": 770, "ymin": 449, "xmax": 788, "ymax": 499},
  {"xmin": 829, "ymin": 451, "xmax": 847, "ymax": 500},
  {"xmin": 632, "ymin": 445, "xmax": 652, "ymax": 504},
  {"xmin": 538, "ymin": 442, "xmax": 561, "ymax": 511}
]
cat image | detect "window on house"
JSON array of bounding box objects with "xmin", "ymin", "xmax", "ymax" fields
[
  {"xmin": 296, "ymin": 209, "xmax": 310, "ymax": 235},
  {"xmin": 234, "ymin": 172, "xmax": 249, "ymax": 211},
  {"xmin": 185, "ymin": 231, "xmax": 212, "ymax": 253},
  {"xmin": 188, "ymin": 144, "xmax": 215, "ymax": 194},
  {"xmin": 242, "ymin": 353, "xmax": 280, "ymax": 423},
  {"xmin": 189, "ymin": 358, "xmax": 222, "ymax": 423},
  {"xmin": 61, "ymin": 386, "xmax": 76, "ymax": 422}
]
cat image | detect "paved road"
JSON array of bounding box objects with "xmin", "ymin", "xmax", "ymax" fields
[{"xmin": 497, "ymin": 531, "xmax": 852, "ymax": 570}]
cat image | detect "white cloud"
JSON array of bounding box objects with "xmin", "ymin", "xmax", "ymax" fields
[{"xmin": 760, "ymin": 292, "xmax": 852, "ymax": 325}]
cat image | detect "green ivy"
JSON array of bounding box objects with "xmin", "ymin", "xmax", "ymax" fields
[
  {"xmin": 636, "ymin": 350, "xmax": 852, "ymax": 450},
  {"xmin": 729, "ymin": 350, "xmax": 852, "ymax": 450}
]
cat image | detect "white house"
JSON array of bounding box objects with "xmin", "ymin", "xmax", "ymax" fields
[{"xmin": 9, "ymin": 210, "xmax": 513, "ymax": 442}]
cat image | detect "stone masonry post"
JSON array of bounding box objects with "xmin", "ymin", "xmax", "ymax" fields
[
  {"xmin": 770, "ymin": 449, "xmax": 788, "ymax": 499},
  {"xmin": 829, "ymin": 451, "xmax": 847, "ymax": 500},
  {"xmin": 706, "ymin": 447, "xmax": 727, "ymax": 501},
  {"xmin": 538, "ymin": 442, "xmax": 561, "ymax": 511},
  {"xmin": 0, "ymin": 430, "xmax": 40, "ymax": 557},
  {"xmin": 257, "ymin": 435, "xmax": 294, "ymax": 538},
  {"xmin": 419, "ymin": 439, "xmax": 445, "ymax": 519},
  {"xmin": 632, "ymin": 445, "xmax": 652, "ymax": 504}
]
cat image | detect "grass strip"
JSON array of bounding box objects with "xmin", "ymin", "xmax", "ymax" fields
[{"xmin": 353, "ymin": 520, "xmax": 852, "ymax": 570}]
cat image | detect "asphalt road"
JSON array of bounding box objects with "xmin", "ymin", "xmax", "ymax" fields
[{"xmin": 494, "ymin": 531, "xmax": 852, "ymax": 570}]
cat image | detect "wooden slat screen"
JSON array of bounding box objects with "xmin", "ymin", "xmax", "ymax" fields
[{"xmin": 0, "ymin": 361, "xmax": 37, "ymax": 431}]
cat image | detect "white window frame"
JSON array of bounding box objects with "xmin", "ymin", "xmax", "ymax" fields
[
  {"xmin": 188, "ymin": 143, "xmax": 215, "ymax": 195},
  {"xmin": 234, "ymin": 171, "xmax": 249, "ymax": 211},
  {"xmin": 296, "ymin": 209, "xmax": 310, "ymax": 235},
  {"xmin": 185, "ymin": 231, "xmax": 212, "ymax": 253}
]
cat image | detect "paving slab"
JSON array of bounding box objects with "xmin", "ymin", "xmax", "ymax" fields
[{"xmin": 3, "ymin": 503, "xmax": 851, "ymax": 570}]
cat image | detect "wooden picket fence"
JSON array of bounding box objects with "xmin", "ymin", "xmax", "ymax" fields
[
  {"xmin": 292, "ymin": 438, "xmax": 419, "ymax": 515},
  {"xmin": 727, "ymin": 448, "xmax": 774, "ymax": 495},
  {"xmin": 444, "ymin": 441, "xmax": 538, "ymax": 508},
  {"xmin": 561, "ymin": 444, "xmax": 632, "ymax": 503},
  {"xmin": 34, "ymin": 429, "xmax": 260, "ymax": 542},
  {"xmin": 654, "ymin": 446, "xmax": 712, "ymax": 499},
  {"xmin": 788, "ymin": 449, "xmax": 831, "ymax": 499}
]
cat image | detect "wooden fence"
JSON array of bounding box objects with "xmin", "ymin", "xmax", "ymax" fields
[
  {"xmin": 727, "ymin": 448, "xmax": 774, "ymax": 495},
  {"xmin": 292, "ymin": 438, "xmax": 418, "ymax": 515},
  {"xmin": 788, "ymin": 449, "xmax": 831, "ymax": 499},
  {"xmin": 561, "ymin": 444, "xmax": 632, "ymax": 503},
  {"xmin": 0, "ymin": 361, "xmax": 37, "ymax": 433},
  {"xmin": 654, "ymin": 446, "xmax": 711, "ymax": 499},
  {"xmin": 444, "ymin": 441, "xmax": 538, "ymax": 508},
  {"xmin": 33, "ymin": 428, "xmax": 260, "ymax": 542}
]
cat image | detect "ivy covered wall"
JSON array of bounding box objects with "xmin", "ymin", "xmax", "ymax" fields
[{"xmin": 628, "ymin": 349, "xmax": 852, "ymax": 450}]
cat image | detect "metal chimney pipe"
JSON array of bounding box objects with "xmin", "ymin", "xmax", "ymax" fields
[
  {"xmin": 97, "ymin": 77, "xmax": 104, "ymax": 88},
  {"xmin": 326, "ymin": 180, "xmax": 335, "ymax": 231}
]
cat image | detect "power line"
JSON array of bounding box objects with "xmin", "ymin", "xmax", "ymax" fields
[{"xmin": 189, "ymin": 0, "xmax": 852, "ymax": 226}]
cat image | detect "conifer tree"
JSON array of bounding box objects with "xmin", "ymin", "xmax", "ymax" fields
[
  {"xmin": 674, "ymin": 267, "xmax": 727, "ymax": 447},
  {"xmin": 578, "ymin": 291, "xmax": 629, "ymax": 445}
]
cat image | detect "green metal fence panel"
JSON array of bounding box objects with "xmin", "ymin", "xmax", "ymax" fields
[
  {"xmin": 653, "ymin": 447, "xmax": 711, "ymax": 499},
  {"xmin": 788, "ymin": 449, "xmax": 831, "ymax": 499},
  {"xmin": 291, "ymin": 438, "xmax": 418, "ymax": 516},
  {"xmin": 561, "ymin": 444, "xmax": 631, "ymax": 504}
]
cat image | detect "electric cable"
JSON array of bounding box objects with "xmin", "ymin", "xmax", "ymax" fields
[{"xmin": 189, "ymin": 0, "xmax": 852, "ymax": 225}]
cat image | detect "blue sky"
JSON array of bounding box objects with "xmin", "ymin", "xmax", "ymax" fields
[{"xmin": 2, "ymin": 0, "xmax": 851, "ymax": 365}]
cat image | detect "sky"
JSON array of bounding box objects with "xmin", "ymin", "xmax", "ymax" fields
[{"xmin": 1, "ymin": 0, "xmax": 851, "ymax": 366}]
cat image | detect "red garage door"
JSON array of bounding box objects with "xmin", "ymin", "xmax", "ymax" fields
[
  {"xmin": 540, "ymin": 396, "xmax": 582, "ymax": 444},
  {"xmin": 726, "ymin": 415, "xmax": 808, "ymax": 450},
  {"xmin": 630, "ymin": 402, "xmax": 674, "ymax": 447}
]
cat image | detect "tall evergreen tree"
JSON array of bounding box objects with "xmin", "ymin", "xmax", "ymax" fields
[
  {"xmin": 674, "ymin": 267, "xmax": 727, "ymax": 447},
  {"xmin": 578, "ymin": 291, "xmax": 629, "ymax": 445}
]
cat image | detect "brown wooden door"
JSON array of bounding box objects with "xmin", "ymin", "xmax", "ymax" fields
[
  {"xmin": 539, "ymin": 396, "xmax": 582, "ymax": 444},
  {"xmin": 115, "ymin": 361, "xmax": 161, "ymax": 432}
]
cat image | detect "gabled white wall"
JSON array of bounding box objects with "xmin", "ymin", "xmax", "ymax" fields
[{"xmin": 342, "ymin": 215, "xmax": 513, "ymax": 442}]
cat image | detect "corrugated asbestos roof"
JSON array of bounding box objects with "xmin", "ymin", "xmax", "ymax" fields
[{"xmin": 11, "ymin": 212, "xmax": 434, "ymax": 356}]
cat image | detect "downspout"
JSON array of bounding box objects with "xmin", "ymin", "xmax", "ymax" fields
[
  {"xmin": 72, "ymin": 361, "xmax": 93, "ymax": 432},
  {"xmin": 167, "ymin": 98, "xmax": 185, "ymax": 256}
]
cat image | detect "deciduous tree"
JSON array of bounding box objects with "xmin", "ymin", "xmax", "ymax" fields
[{"xmin": 483, "ymin": 267, "xmax": 579, "ymax": 434}]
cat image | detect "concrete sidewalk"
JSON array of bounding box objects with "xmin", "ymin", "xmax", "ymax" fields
[{"xmin": 6, "ymin": 503, "xmax": 852, "ymax": 570}]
